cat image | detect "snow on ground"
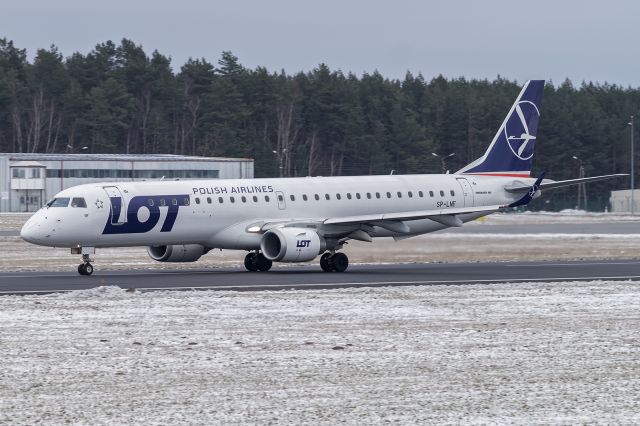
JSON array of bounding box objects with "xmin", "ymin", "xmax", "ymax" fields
[{"xmin": 1, "ymin": 281, "xmax": 639, "ymax": 424}]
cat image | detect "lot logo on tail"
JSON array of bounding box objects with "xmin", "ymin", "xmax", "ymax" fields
[{"xmin": 505, "ymin": 100, "xmax": 540, "ymax": 161}]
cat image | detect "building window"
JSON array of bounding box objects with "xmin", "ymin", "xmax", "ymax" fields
[{"xmin": 12, "ymin": 168, "xmax": 25, "ymax": 178}]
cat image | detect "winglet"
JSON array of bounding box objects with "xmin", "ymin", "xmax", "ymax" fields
[{"xmin": 507, "ymin": 172, "xmax": 546, "ymax": 208}]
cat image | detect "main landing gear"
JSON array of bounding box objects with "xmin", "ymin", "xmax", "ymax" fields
[
  {"xmin": 77, "ymin": 253, "xmax": 94, "ymax": 276},
  {"xmin": 244, "ymin": 252, "xmax": 273, "ymax": 272},
  {"xmin": 320, "ymin": 252, "xmax": 349, "ymax": 273}
]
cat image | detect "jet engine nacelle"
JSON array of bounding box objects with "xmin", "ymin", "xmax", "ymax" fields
[
  {"xmin": 260, "ymin": 228, "xmax": 326, "ymax": 262},
  {"xmin": 147, "ymin": 244, "xmax": 206, "ymax": 262}
]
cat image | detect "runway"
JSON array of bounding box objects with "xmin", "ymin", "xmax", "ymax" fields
[{"xmin": 1, "ymin": 260, "xmax": 640, "ymax": 295}]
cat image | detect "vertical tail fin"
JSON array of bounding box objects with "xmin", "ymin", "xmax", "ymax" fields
[{"xmin": 457, "ymin": 80, "xmax": 545, "ymax": 177}]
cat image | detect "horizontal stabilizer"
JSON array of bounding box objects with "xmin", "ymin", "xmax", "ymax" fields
[{"xmin": 505, "ymin": 174, "xmax": 628, "ymax": 192}]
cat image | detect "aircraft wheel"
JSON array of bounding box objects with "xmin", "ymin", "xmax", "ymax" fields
[
  {"xmin": 256, "ymin": 253, "xmax": 272, "ymax": 272},
  {"xmin": 331, "ymin": 253, "xmax": 349, "ymax": 273},
  {"xmin": 78, "ymin": 263, "xmax": 93, "ymax": 276},
  {"xmin": 244, "ymin": 252, "xmax": 259, "ymax": 272},
  {"xmin": 84, "ymin": 263, "xmax": 94, "ymax": 276},
  {"xmin": 320, "ymin": 252, "xmax": 333, "ymax": 272}
]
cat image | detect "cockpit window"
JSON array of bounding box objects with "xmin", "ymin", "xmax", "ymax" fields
[
  {"xmin": 46, "ymin": 197, "xmax": 70, "ymax": 208},
  {"xmin": 71, "ymin": 197, "xmax": 87, "ymax": 208}
]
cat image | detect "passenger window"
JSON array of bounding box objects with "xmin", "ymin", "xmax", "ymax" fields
[
  {"xmin": 218, "ymin": 197, "xmax": 224, "ymax": 204},
  {"xmin": 356, "ymin": 193, "xmax": 361, "ymax": 199},
  {"xmin": 265, "ymin": 195, "xmax": 270, "ymax": 202},
  {"xmin": 253, "ymin": 196, "xmax": 258, "ymax": 202},
  {"xmin": 336, "ymin": 193, "xmax": 341, "ymax": 200},
  {"xmin": 206, "ymin": 197, "xmax": 211, "ymax": 204},
  {"xmin": 346, "ymin": 193, "xmax": 352, "ymax": 200},
  {"xmin": 429, "ymin": 191, "xmax": 434, "ymax": 197},
  {"xmin": 195, "ymin": 198, "xmax": 201, "ymax": 205},
  {"xmin": 440, "ymin": 190, "xmax": 445, "ymax": 197},
  {"xmin": 278, "ymin": 194, "xmax": 284, "ymax": 202},
  {"xmin": 366, "ymin": 193, "xmax": 372, "ymax": 199},
  {"xmin": 230, "ymin": 197, "xmax": 235, "ymax": 203},
  {"xmin": 71, "ymin": 197, "xmax": 87, "ymax": 208},
  {"xmin": 160, "ymin": 198, "xmax": 167, "ymax": 206},
  {"xmin": 314, "ymin": 194, "xmax": 320, "ymax": 201},
  {"xmin": 386, "ymin": 192, "xmax": 391, "ymax": 198},
  {"xmin": 303, "ymin": 194, "xmax": 308, "ymax": 201},
  {"xmin": 325, "ymin": 194, "xmax": 330, "ymax": 200},
  {"xmin": 450, "ymin": 190, "xmax": 455, "ymax": 196},
  {"xmin": 408, "ymin": 191, "xmax": 413, "ymax": 198},
  {"xmin": 290, "ymin": 195, "xmax": 295, "ymax": 201},
  {"xmin": 419, "ymin": 191, "xmax": 424, "ymax": 198},
  {"xmin": 397, "ymin": 192, "xmax": 402, "ymax": 198},
  {"xmin": 148, "ymin": 199, "xmax": 154, "ymax": 207},
  {"xmin": 241, "ymin": 196, "xmax": 247, "ymax": 203},
  {"xmin": 172, "ymin": 198, "xmax": 178, "ymax": 206},
  {"xmin": 183, "ymin": 197, "xmax": 190, "ymax": 206},
  {"xmin": 376, "ymin": 192, "xmax": 381, "ymax": 199}
]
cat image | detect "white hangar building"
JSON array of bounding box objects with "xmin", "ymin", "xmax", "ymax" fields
[{"xmin": 0, "ymin": 153, "xmax": 254, "ymax": 212}]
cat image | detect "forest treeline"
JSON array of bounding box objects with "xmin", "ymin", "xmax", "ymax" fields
[{"xmin": 0, "ymin": 38, "xmax": 637, "ymax": 209}]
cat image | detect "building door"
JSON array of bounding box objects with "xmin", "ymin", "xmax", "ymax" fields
[
  {"xmin": 455, "ymin": 178, "xmax": 475, "ymax": 207},
  {"xmin": 103, "ymin": 186, "xmax": 126, "ymax": 225}
]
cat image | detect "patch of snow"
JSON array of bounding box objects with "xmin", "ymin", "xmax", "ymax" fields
[{"xmin": 1, "ymin": 281, "xmax": 639, "ymax": 424}]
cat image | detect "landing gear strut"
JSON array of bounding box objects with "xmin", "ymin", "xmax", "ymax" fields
[
  {"xmin": 320, "ymin": 252, "xmax": 349, "ymax": 272},
  {"xmin": 78, "ymin": 253, "xmax": 94, "ymax": 276},
  {"xmin": 244, "ymin": 252, "xmax": 272, "ymax": 272}
]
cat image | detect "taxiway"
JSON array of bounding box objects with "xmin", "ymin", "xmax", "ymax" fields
[{"xmin": 1, "ymin": 260, "xmax": 639, "ymax": 295}]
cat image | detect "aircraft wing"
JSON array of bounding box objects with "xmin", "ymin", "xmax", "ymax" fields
[
  {"xmin": 504, "ymin": 174, "xmax": 627, "ymax": 192},
  {"xmin": 258, "ymin": 176, "xmax": 544, "ymax": 236}
]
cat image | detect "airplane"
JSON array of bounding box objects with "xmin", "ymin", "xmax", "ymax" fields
[{"xmin": 20, "ymin": 80, "xmax": 626, "ymax": 276}]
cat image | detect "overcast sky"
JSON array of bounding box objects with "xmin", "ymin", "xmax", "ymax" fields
[{"xmin": 2, "ymin": 0, "xmax": 638, "ymax": 87}]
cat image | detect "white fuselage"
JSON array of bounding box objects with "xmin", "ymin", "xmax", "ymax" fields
[{"xmin": 21, "ymin": 174, "xmax": 528, "ymax": 250}]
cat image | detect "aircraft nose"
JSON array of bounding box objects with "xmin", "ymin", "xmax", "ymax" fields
[{"xmin": 20, "ymin": 219, "xmax": 41, "ymax": 244}]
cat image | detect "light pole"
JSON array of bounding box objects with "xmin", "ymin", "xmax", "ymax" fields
[
  {"xmin": 431, "ymin": 152, "xmax": 455, "ymax": 174},
  {"xmin": 572, "ymin": 155, "xmax": 587, "ymax": 210},
  {"xmin": 272, "ymin": 148, "xmax": 286, "ymax": 177},
  {"xmin": 629, "ymin": 116, "xmax": 635, "ymax": 214}
]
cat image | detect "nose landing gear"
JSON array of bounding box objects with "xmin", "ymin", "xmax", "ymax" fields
[
  {"xmin": 72, "ymin": 248, "xmax": 95, "ymax": 276},
  {"xmin": 320, "ymin": 252, "xmax": 349, "ymax": 272}
]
